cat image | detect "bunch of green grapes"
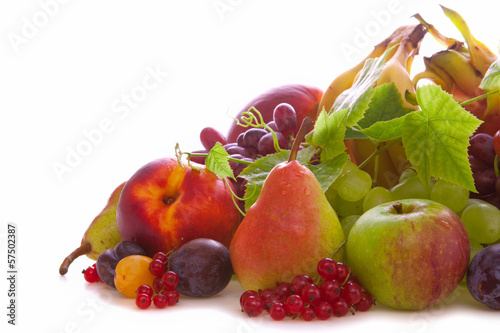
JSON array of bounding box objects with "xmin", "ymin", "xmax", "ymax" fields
[{"xmin": 326, "ymin": 165, "xmax": 500, "ymax": 262}]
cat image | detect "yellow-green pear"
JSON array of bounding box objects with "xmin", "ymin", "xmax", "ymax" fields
[
  {"xmin": 229, "ymin": 118, "xmax": 345, "ymax": 291},
  {"xmin": 59, "ymin": 182, "xmax": 125, "ymax": 275}
]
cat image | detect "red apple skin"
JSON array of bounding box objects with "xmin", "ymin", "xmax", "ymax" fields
[
  {"xmin": 226, "ymin": 84, "xmax": 323, "ymax": 143},
  {"xmin": 346, "ymin": 199, "xmax": 470, "ymax": 310},
  {"xmin": 116, "ymin": 157, "xmax": 241, "ymax": 257}
]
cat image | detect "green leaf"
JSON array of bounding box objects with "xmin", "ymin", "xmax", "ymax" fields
[
  {"xmin": 205, "ymin": 142, "xmax": 235, "ymax": 180},
  {"xmin": 332, "ymin": 46, "xmax": 394, "ymax": 126},
  {"xmin": 307, "ymin": 152, "xmax": 349, "ymax": 192},
  {"xmin": 479, "ymin": 55, "xmax": 500, "ymax": 91},
  {"xmin": 239, "ymin": 148, "xmax": 348, "ymax": 210},
  {"xmin": 311, "ymin": 108, "xmax": 349, "ymax": 161},
  {"xmin": 355, "ymin": 82, "xmax": 413, "ymax": 142},
  {"xmin": 239, "ymin": 150, "xmax": 290, "ymax": 210},
  {"xmin": 402, "ymin": 84, "xmax": 482, "ymax": 193},
  {"xmin": 360, "ymin": 116, "xmax": 407, "ymax": 142}
]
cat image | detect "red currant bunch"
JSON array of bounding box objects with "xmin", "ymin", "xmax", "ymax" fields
[
  {"xmin": 82, "ymin": 263, "xmax": 100, "ymax": 283},
  {"xmin": 239, "ymin": 258, "xmax": 375, "ymax": 321},
  {"xmin": 135, "ymin": 251, "xmax": 180, "ymax": 310}
]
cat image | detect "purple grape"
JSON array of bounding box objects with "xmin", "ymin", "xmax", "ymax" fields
[
  {"xmin": 273, "ymin": 103, "xmax": 297, "ymax": 136},
  {"xmin": 473, "ymin": 168, "xmax": 496, "ymax": 196},
  {"xmin": 200, "ymin": 127, "xmax": 227, "ymax": 150},
  {"xmin": 266, "ymin": 121, "xmax": 279, "ymax": 133},
  {"xmin": 466, "ymin": 244, "xmax": 500, "ymax": 310},
  {"xmin": 242, "ymin": 128, "xmax": 267, "ymax": 150},
  {"xmin": 470, "ymin": 133, "xmax": 496, "ymax": 165},
  {"xmin": 224, "ymin": 145, "xmax": 256, "ymax": 159},
  {"xmin": 236, "ymin": 133, "xmax": 245, "ymax": 147},
  {"xmin": 229, "ymin": 154, "xmax": 254, "ymax": 177},
  {"xmin": 258, "ymin": 132, "xmax": 289, "ymax": 156},
  {"xmin": 169, "ymin": 238, "xmax": 233, "ymax": 297},
  {"xmin": 469, "ymin": 155, "xmax": 489, "ymax": 173}
]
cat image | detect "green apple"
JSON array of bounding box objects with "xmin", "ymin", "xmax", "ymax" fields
[{"xmin": 346, "ymin": 199, "xmax": 470, "ymax": 310}]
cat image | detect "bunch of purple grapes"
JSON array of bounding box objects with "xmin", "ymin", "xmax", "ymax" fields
[
  {"xmin": 468, "ymin": 131, "xmax": 500, "ymax": 209},
  {"xmin": 192, "ymin": 103, "xmax": 300, "ymax": 203}
]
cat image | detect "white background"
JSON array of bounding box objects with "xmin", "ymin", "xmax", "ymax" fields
[{"xmin": 1, "ymin": 0, "xmax": 500, "ymax": 332}]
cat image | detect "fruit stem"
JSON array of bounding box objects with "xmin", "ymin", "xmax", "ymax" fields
[
  {"xmin": 392, "ymin": 201, "xmax": 404, "ymax": 214},
  {"xmin": 357, "ymin": 139, "xmax": 401, "ymax": 170},
  {"xmin": 59, "ymin": 241, "xmax": 92, "ymax": 275},
  {"xmin": 288, "ymin": 117, "xmax": 314, "ymax": 162},
  {"xmin": 460, "ymin": 89, "xmax": 499, "ymax": 107}
]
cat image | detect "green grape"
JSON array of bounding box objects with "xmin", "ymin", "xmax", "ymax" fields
[
  {"xmin": 398, "ymin": 168, "xmax": 417, "ymax": 183},
  {"xmin": 337, "ymin": 169, "xmax": 372, "ymax": 202},
  {"xmin": 330, "ymin": 160, "xmax": 358, "ymax": 190},
  {"xmin": 458, "ymin": 198, "xmax": 487, "ymax": 216},
  {"xmin": 363, "ymin": 186, "xmax": 394, "ymax": 212},
  {"xmin": 332, "ymin": 194, "xmax": 364, "ymax": 220},
  {"xmin": 325, "ymin": 185, "xmax": 337, "ymax": 206},
  {"xmin": 430, "ymin": 179, "xmax": 469, "ymax": 213},
  {"xmin": 390, "ymin": 176, "xmax": 430, "ymax": 200},
  {"xmin": 461, "ymin": 202, "xmax": 500, "ymax": 244},
  {"xmin": 461, "ymin": 239, "xmax": 485, "ymax": 285},
  {"xmin": 340, "ymin": 215, "xmax": 360, "ymax": 238}
]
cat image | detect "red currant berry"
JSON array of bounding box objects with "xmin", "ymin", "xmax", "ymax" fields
[
  {"xmin": 152, "ymin": 251, "xmax": 168, "ymax": 263},
  {"xmin": 259, "ymin": 288, "xmax": 278, "ymax": 310},
  {"xmin": 153, "ymin": 276, "xmax": 164, "ymax": 293},
  {"xmin": 300, "ymin": 306, "xmax": 316, "ymax": 321},
  {"xmin": 314, "ymin": 300, "xmax": 333, "ymax": 320},
  {"xmin": 285, "ymin": 294, "xmax": 304, "ymax": 315},
  {"xmin": 332, "ymin": 298, "xmax": 350, "ymax": 317},
  {"xmin": 149, "ymin": 259, "xmax": 166, "ymax": 276},
  {"xmin": 274, "ymin": 282, "xmax": 292, "ymax": 301},
  {"xmin": 240, "ymin": 290, "xmax": 259, "ymax": 310},
  {"xmin": 136, "ymin": 284, "xmax": 154, "ymax": 298},
  {"xmin": 164, "ymin": 289, "xmax": 180, "ymax": 306},
  {"xmin": 269, "ymin": 302, "xmax": 287, "ymax": 321},
  {"xmin": 342, "ymin": 282, "xmax": 363, "ymax": 305},
  {"xmin": 243, "ymin": 295, "xmax": 265, "ymax": 317},
  {"xmin": 335, "ymin": 262, "xmax": 350, "ymax": 284},
  {"xmin": 317, "ymin": 258, "xmax": 337, "ymax": 280},
  {"xmin": 161, "ymin": 271, "xmax": 179, "ymax": 290},
  {"xmin": 135, "ymin": 293, "xmax": 152, "ymax": 310},
  {"xmin": 320, "ymin": 279, "xmax": 342, "ymax": 302},
  {"xmin": 153, "ymin": 293, "xmax": 169, "ymax": 309},
  {"xmin": 83, "ymin": 265, "xmax": 100, "ymax": 283},
  {"xmin": 301, "ymin": 284, "xmax": 321, "ymax": 305},
  {"xmin": 353, "ymin": 291, "xmax": 374, "ymax": 312},
  {"xmin": 291, "ymin": 274, "xmax": 313, "ymax": 295}
]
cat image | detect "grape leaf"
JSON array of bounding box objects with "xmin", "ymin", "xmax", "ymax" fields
[
  {"xmin": 239, "ymin": 148, "xmax": 348, "ymax": 210},
  {"xmin": 332, "ymin": 46, "xmax": 393, "ymax": 126},
  {"xmin": 360, "ymin": 116, "xmax": 407, "ymax": 142},
  {"xmin": 205, "ymin": 142, "xmax": 235, "ymax": 181},
  {"xmin": 402, "ymin": 84, "xmax": 482, "ymax": 193},
  {"xmin": 479, "ymin": 51, "xmax": 500, "ymax": 91},
  {"xmin": 311, "ymin": 108, "xmax": 349, "ymax": 161}
]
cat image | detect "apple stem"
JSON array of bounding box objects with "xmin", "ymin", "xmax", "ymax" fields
[
  {"xmin": 392, "ymin": 201, "xmax": 404, "ymax": 214},
  {"xmin": 288, "ymin": 117, "xmax": 314, "ymax": 163},
  {"xmin": 59, "ymin": 241, "xmax": 92, "ymax": 275}
]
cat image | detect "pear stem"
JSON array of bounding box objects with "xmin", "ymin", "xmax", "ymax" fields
[
  {"xmin": 288, "ymin": 117, "xmax": 314, "ymax": 162},
  {"xmin": 59, "ymin": 241, "xmax": 92, "ymax": 275}
]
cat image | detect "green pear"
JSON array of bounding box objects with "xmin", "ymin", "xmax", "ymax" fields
[
  {"xmin": 229, "ymin": 118, "xmax": 345, "ymax": 291},
  {"xmin": 59, "ymin": 182, "xmax": 125, "ymax": 275}
]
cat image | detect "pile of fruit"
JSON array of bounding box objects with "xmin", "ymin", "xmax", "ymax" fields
[{"xmin": 60, "ymin": 4, "xmax": 500, "ymax": 322}]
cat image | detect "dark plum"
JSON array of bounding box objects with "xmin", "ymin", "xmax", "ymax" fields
[
  {"xmin": 96, "ymin": 241, "xmax": 147, "ymax": 288},
  {"xmin": 169, "ymin": 238, "xmax": 233, "ymax": 297},
  {"xmin": 95, "ymin": 249, "xmax": 119, "ymax": 288},
  {"xmin": 114, "ymin": 240, "xmax": 147, "ymax": 260},
  {"xmin": 466, "ymin": 244, "xmax": 500, "ymax": 310}
]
